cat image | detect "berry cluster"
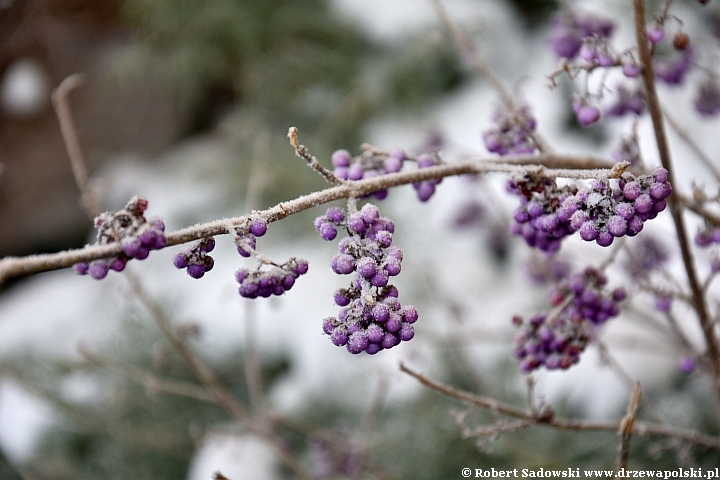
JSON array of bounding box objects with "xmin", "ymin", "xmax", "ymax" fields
[
  {"xmin": 173, "ymin": 237, "xmax": 216, "ymax": 279},
  {"xmin": 549, "ymin": 267, "xmax": 626, "ymax": 325},
  {"xmin": 513, "ymin": 267, "xmax": 625, "ymax": 372},
  {"xmin": 695, "ymin": 227, "xmax": 720, "ymax": 247},
  {"xmin": 331, "ymin": 147, "xmax": 443, "ymax": 202},
  {"xmin": 606, "ymin": 85, "xmax": 645, "ymax": 117},
  {"xmin": 694, "ymin": 79, "xmax": 720, "ymax": 117},
  {"xmin": 513, "ymin": 312, "xmax": 592, "ymax": 372},
  {"xmin": 235, "ymin": 258, "xmax": 309, "ymax": 299},
  {"xmin": 549, "ymin": 11, "xmax": 614, "ymax": 60},
  {"xmin": 73, "ymin": 196, "xmax": 166, "ymax": 280},
  {"xmin": 563, "ymin": 167, "xmax": 672, "ymax": 247},
  {"xmin": 235, "ymin": 217, "xmax": 268, "ymax": 257},
  {"xmin": 413, "ymin": 153, "xmax": 443, "ymax": 202},
  {"xmin": 507, "ymin": 175, "xmax": 577, "ymax": 253},
  {"xmin": 623, "ymin": 236, "xmax": 669, "ymax": 279},
  {"xmin": 331, "ymin": 147, "xmax": 406, "ymax": 200},
  {"xmin": 482, "ymin": 105, "xmax": 538, "ymax": 156},
  {"xmin": 655, "ymin": 46, "xmax": 694, "ymax": 86},
  {"xmin": 316, "ymin": 203, "xmax": 418, "ymax": 354}
]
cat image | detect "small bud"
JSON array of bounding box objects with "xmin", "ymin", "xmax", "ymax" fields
[{"xmin": 673, "ymin": 32, "xmax": 690, "ymax": 50}]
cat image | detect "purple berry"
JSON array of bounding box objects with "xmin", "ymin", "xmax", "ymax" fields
[
  {"xmin": 579, "ymin": 222, "xmax": 599, "ymax": 241},
  {"xmin": 596, "ymin": 231, "xmax": 614, "ymax": 247},
  {"xmin": 356, "ymin": 257, "xmax": 377, "ymax": 278},
  {"xmin": 331, "ymin": 328, "xmax": 349, "ymax": 346},
  {"xmin": 326, "ymin": 207, "xmax": 344, "ymax": 223},
  {"xmin": 399, "ymin": 323, "xmax": 415, "ymax": 342},
  {"xmin": 88, "ymin": 262, "xmax": 109, "ymax": 280},
  {"xmin": 607, "ymin": 216, "xmax": 627, "ymax": 237},
  {"xmin": 109, "ymin": 257, "xmax": 127, "ymax": 272},
  {"xmin": 647, "ymin": 24, "xmax": 665, "ymax": 44},
  {"xmin": 402, "ymin": 305, "xmax": 418, "ymax": 324},
  {"xmin": 346, "ymin": 331, "xmax": 369, "ymax": 354},
  {"xmin": 656, "ymin": 296, "xmax": 672, "ymax": 312},
  {"xmin": 348, "ymin": 164, "xmax": 364, "ymax": 181},
  {"xmin": 576, "ymin": 104, "xmax": 601, "ymax": 126},
  {"xmin": 634, "ymin": 194, "xmax": 653, "ymax": 214},
  {"xmin": 250, "ymin": 218, "xmax": 268, "ymax": 237},
  {"xmin": 360, "ymin": 204, "xmax": 380, "ymax": 224},
  {"xmin": 370, "ymin": 270, "xmax": 389, "ymax": 287},
  {"xmin": 331, "ymin": 254, "xmax": 355, "ymax": 275},
  {"xmin": 173, "ymin": 254, "xmax": 188, "ymax": 269},
  {"xmin": 73, "ymin": 262, "xmax": 89, "ymax": 275},
  {"xmin": 187, "ymin": 264, "xmax": 205, "ymax": 279},
  {"xmin": 319, "ymin": 223, "xmax": 337, "ymax": 241},
  {"xmin": 384, "ymin": 258, "xmax": 401, "ymax": 276},
  {"xmin": 331, "ymin": 149, "xmax": 352, "ymax": 167}
]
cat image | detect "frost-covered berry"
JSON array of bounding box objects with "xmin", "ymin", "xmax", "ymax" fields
[
  {"xmin": 249, "ymin": 217, "xmax": 268, "ymax": 237},
  {"xmin": 73, "ymin": 196, "xmax": 166, "ymax": 280}
]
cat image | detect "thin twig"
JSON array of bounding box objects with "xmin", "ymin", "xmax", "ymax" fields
[
  {"xmin": 400, "ymin": 362, "xmax": 720, "ymax": 451},
  {"xmin": 78, "ymin": 345, "xmax": 217, "ymax": 403},
  {"xmin": 288, "ymin": 126, "xmax": 344, "ymax": 185},
  {"xmin": 124, "ymin": 270, "xmax": 313, "ymax": 480},
  {"xmin": 52, "ymin": 73, "xmax": 101, "ymax": 218},
  {"xmin": 633, "ymin": 0, "xmax": 720, "ymax": 403},
  {"xmin": 616, "ymin": 383, "xmax": 642, "ymax": 475}
]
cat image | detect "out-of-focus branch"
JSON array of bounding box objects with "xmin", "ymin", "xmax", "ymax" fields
[
  {"xmin": 78, "ymin": 345, "xmax": 217, "ymax": 403},
  {"xmin": 633, "ymin": 0, "xmax": 720, "ymax": 402},
  {"xmin": 400, "ymin": 362, "xmax": 720, "ymax": 451},
  {"xmin": 52, "ymin": 74, "xmax": 101, "ymax": 218}
]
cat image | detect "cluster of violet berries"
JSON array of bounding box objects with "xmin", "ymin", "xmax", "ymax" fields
[
  {"xmin": 316, "ymin": 203, "xmax": 418, "ymax": 354},
  {"xmin": 548, "ymin": 11, "xmax": 614, "ymax": 60},
  {"xmin": 482, "ymin": 105, "xmax": 538, "ymax": 156},
  {"xmin": 513, "ymin": 267, "xmax": 626, "ymax": 372},
  {"xmin": 73, "ymin": 196, "xmax": 166, "ymax": 280},
  {"xmin": 563, "ymin": 167, "xmax": 672, "ymax": 247},
  {"xmin": 235, "ymin": 257, "xmax": 309, "ymax": 299},
  {"xmin": 235, "ymin": 217, "xmax": 269, "ymax": 257},
  {"xmin": 331, "ymin": 147, "xmax": 442, "ymax": 202},
  {"xmin": 508, "ymin": 175, "xmax": 577, "ymax": 253},
  {"xmin": 173, "ymin": 237, "xmax": 215, "ymax": 279}
]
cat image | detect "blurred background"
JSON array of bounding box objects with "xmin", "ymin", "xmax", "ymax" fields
[{"xmin": 1, "ymin": 0, "xmax": 720, "ymax": 478}]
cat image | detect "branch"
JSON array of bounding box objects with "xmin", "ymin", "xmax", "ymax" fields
[
  {"xmin": 633, "ymin": 0, "xmax": 720, "ymax": 402},
  {"xmin": 52, "ymin": 73, "xmax": 101, "ymax": 218},
  {"xmin": 0, "ymin": 151, "xmax": 616, "ymax": 283},
  {"xmin": 399, "ymin": 362, "xmax": 720, "ymax": 451}
]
